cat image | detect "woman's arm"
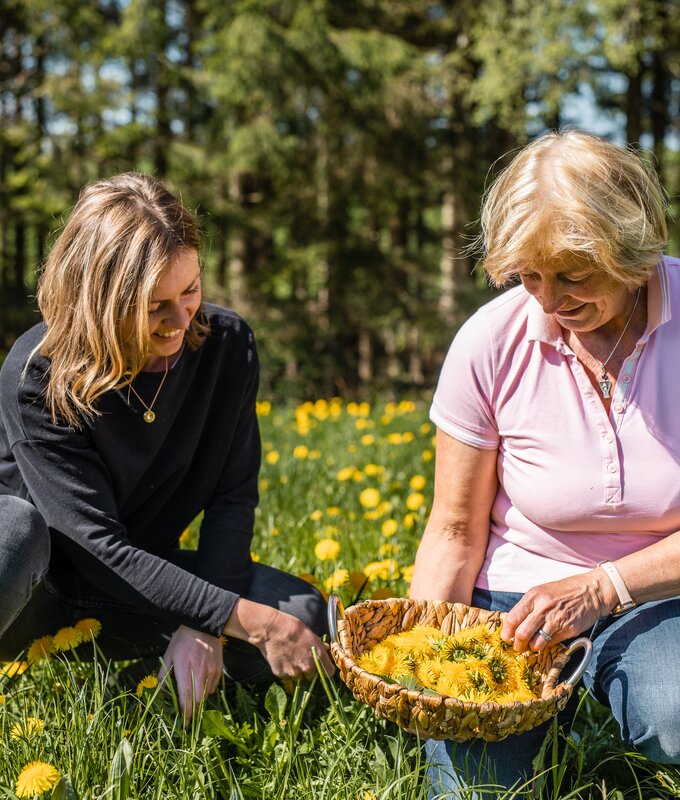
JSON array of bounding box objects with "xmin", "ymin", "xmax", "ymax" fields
[{"xmin": 409, "ymin": 430, "xmax": 498, "ymax": 604}]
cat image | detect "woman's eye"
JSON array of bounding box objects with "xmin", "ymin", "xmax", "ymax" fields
[{"xmin": 149, "ymin": 304, "xmax": 162, "ymax": 315}]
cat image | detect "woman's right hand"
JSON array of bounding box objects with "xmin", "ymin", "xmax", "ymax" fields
[{"xmin": 225, "ymin": 598, "xmax": 335, "ymax": 680}]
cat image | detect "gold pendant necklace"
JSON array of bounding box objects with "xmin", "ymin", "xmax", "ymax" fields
[
  {"xmin": 127, "ymin": 356, "xmax": 169, "ymax": 423},
  {"xmin": 572, "ymin": 287, "xmax": 641, "ymax": 399}
]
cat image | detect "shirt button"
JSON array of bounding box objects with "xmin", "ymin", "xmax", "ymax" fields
[
  {"xmin": 607, "ymin": 463, "xmax": 618, "ymax": 473},
  {"xmin": 614, "ymin": 404, "xmax": 623, "ymax": 412},
  {"xmin": 622, "ymin": 375, "xmax": 631, "ymax": 383},
  {"xmin": 604, "ymin": 434, "xmax": 614, "ymax": 443}
]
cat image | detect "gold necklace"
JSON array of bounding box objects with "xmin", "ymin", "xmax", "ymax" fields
[
  {"xmin": 572, "ymin": 287, "xmax": 641, "ymax": 399},
  {"xmin": 127, "ymin": 356, "xmax": 169, "ymax": 423}
]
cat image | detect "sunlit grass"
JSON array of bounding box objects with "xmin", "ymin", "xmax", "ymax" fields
[{"xmin": 1, "ymin": 398, "xmax": 677, "ymax": 798}]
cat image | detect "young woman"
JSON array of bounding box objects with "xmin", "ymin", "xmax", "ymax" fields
[{"xmin": 0, "ymin": 172, "xmax": 334, "ymax": 719}]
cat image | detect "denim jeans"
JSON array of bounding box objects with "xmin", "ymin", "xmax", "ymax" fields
[
  {"xmin": 0, "ymin": 495, "xmax": 327, "ymax": 682},
  {"xmin": 425, "ymin": 587, "xmax": 680, "ymax": 798}
]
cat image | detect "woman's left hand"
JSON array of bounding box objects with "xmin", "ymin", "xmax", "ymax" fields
[
  {"xmin": 500, "ymin": 570, "xmax": 616, "ymax": 652},
  {"xmin": 158, "ymin": 625, "xmax": 224, "ymax": 721}
]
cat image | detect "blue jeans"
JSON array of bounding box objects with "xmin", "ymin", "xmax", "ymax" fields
[
  {"xmin": 0, "ymin": 495, "xmax": 327, "ymax": 681},
  {"xmin": 425, "ymin": 587, "xmax": 680, "ymax": 797}
]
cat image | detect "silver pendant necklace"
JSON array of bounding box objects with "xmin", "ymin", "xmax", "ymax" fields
[
  {"xmin": 127, "ymin": 356, "xmax": 169, "ymax": 423},
  {"xmin": 572, "ymin": 287, "xmax": 641, "ymax": 399}
]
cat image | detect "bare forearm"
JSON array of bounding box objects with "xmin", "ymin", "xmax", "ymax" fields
[{"xmin": 614, "ymin": 529, "xmax": 680, "ymax": 605}]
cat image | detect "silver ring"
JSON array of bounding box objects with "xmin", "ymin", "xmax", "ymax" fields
[{"xmin": 537, "ymin": 627, "xmax": 553, "ymax": 643}]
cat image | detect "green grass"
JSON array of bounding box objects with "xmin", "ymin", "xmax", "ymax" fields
[{"xmin": 1, "ymin": 398, "xmax": 678, "ymax": 799}]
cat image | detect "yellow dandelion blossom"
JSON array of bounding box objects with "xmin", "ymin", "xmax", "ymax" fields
[
  {"xmin": 136, "ymin": 674, "xmax": 159, "ymax": 698},
  {"xmin": 327, "ymin": 506, "xmax": 341, "ymax": 516},
  {"xmin": 360, "ymin": 434, "xmax": 375, "ymax": 446},
  {"xmin": 385, "ymin": 651, "xmax": 414, "ymax": 681},
  {"xmin": 27, "ymin": 635, "xmax": 55, "ymax": 665},
  {"xmin": 496, "ymin": 686, "xmax": 538, "ymax": 704},
  {"xmin": 293, "ymin": 445, "xmax": 309, "ymax": 459},
  {"xmin": 414, "ymin": 659, "xmax": 443, "ymax": 687},
  {"xmin": 438, "ymin": 660, "xmax": 472, "ymax": 690},
  {"xmin": 315, "ymin": 538, "xmax": 340, "ymax": 561},
  {"xmin": 1, "ymin": 660, "xmax": 29, "ymax": 677},
  {"xmin": 259, "ymin": 479, "xmax": 269, "ymax": 492},
  {"xmin": 357, "ymin": 644, "xmax": 399, "ymax": 676},
  {"xmin": 419, "ymin": 422, "xmax": 432, "ymax": 434},
  {"xmin": 324, "ymin": 569, "xmax": 349, "ymax": 591},
  {"xmin": 15, "ymin": 761, "xmax": 60, "ymax": 798},
  {"xmin": 401, "ymin": 564, "xmax": 415, "ymax": 583},
  {"xmin": 11, "ymin": 717, "xmax": 45, "ymax": 740},
  {"xmin": 386, "ymin": 432, "xmax": 403, "ymax": 445},
  {"xmin": 378, "ymin": 542, "xmax": 399, "ymax": 557},
  {"xmin": 336, "ymin": 466, "xmax": 356, "ymax": 481},
  {"xmin": 309, "ymin": 509, "xmax": 323, "ymax": 521},
  {"xmin": 256, "ymin": 400, "xmax": 271, "ymax": 416},
  {"xmin": 308, "ymin": 449, "xmax": 321, "ymax": 459},
  {"xmin": 74, "ymin": 618, "xmax": 102, "ymax": 639},
  {"xmin": 0, "ymin": 695, "xmax": 4, "ymax": 704},
  {"xmin": 363, "ymin": 559, "xmax": 398, "ymax": 581},
  {"xmin": 179, "ymin": 527, "xmax": 192, "ymax": 544},
  {"xmin": 422, "ymin": 450, "xmax": 433, "ymax": 463},
  {"xmin": 52, "ymin": 626, "xmax": 84, "ymax": 651},
  {"xmin": 409, "ymin": 475, "xmax": 427, "ymax": 491},
  {"xmin": 355, "ymin": 418, "xmax": 368, "ymax": 430},
  {"xmin": 265, "ymin": 450, "xmax": 280, "ymax": 465},
  {"xmin": 406, "ymin": 492, "xmax": 425, "ymax": 511},
  {"xmin": 359, "ymin": 488, "xmax": 380, "ymax": 509},
  {"xmin": 381, "ymin": 518, "xmax": 398, "ymax": 537},
  {"xmin": 363, "ymin": 464, "xmax": 383, "ymax": 476},
  {"xmin": 391, "ymin": 626, "xmax": 444, "ymax": 652}
]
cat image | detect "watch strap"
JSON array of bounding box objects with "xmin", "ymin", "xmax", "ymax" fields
[{"xmin": 598, "ymin": 560, "xmax": 636, "ymax": 615}]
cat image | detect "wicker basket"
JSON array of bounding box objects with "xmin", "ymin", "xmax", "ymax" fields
[{"xmin": 328, "ymin": 596, "xmax": 592, "ymax": 742}]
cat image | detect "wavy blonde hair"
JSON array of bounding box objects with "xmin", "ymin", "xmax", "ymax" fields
[
  {"xmin": 33, "ymin": 172, "xmax": 209, "ymax": 427},
  {"xmin": 477, "ymin": 130, "xmax": 668, "ymax": 289}
]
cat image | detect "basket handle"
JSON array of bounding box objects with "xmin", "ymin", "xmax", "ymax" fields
[
  {"xmin": 327, "ymin": 594, "xmax": 346, "ymax": 645},
  {"xmin": 559, "ymin": 636, "xmax": 593, "ymax": 687}
]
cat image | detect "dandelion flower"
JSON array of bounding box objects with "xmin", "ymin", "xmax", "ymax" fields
[
  {"xmin": 179, "ymin": 527, "xmax": 192, "ymax": 544},
  {"xmin": 359, "ymin": 488, "xmax": 380, "ymax": 508},
  {"xmin": 406, "ymin": 492, "xmax": 425, "ymax": 511},
  {"xmin": 360, "ymin": 434, "xmax": 375, "ymax": 446},
  {"xmin": 15, "ymin": 761, "xmax": 60, "ymax": 798},
  {"xmin": 324, "ymin": 569, "xmax": 349, "ymax": 591},
  {"xmin": 409, "ymin": 475, "xmax": 427, "ymax": 491},
  {"xmin": 0, "ymin": 695, "xmax": 4, "ymax": 704},
  {"xmin": 363, "ymin": 559, "xmax": 398, "ymax": 581},
  {"xmin": 336, "ymin": 466, "xmax": 356, "ymax": 481},
  {"xmin": 1, "ymin": 660, "xmax": 29, "ymax": 677},
  {"xmin": 293, "ymin": 445, "xmax": 309, "ymax": 459},
  {"xmin": 265, "ymin": 450, "xmax": 280, "ymax": 465},
  {"xmin": 75, "ymin": 618, "xmax": 102, "ymax": 639},
  {"xmin": 136, "ymin": 674, "xmax": 159, "ymax": 698},
  {"xmin": 52, "ymin": 626, "xmax": 84, "ymax": 651},
  {"xmin": 326, "ymin": 506, "xmax": 341, "ymax": 516},
  {"xmin": 381, "ymin": 519, "xmax": 398, "ymax": 537},
  {"xmin": 422, "ymin": 450, "xmax": 433, "ymax": 463},
  {"xmin": 309, "ymin": 509, "xmax": 323, "ymax": 521},
  {"xmin": 27, "ymin": 635, "xmax": 55, "ymax": 664},
  {"xmin": 256, "ymin": 400, "xmax": 271, "ymax": 416},
  {"xmin": 401, "ymin": 564, "xmax": 415, "ymax": 583},
  {"xmin": 314, "ymin": 538, "xmax": 340, "ymax": 561},
  {"xmin": 250, "ymin": 551, "xmax": 261, "ymax": 562},
  {"xmin": 11, "ymin": 717, "xmax": 45, "ymax": 740}
]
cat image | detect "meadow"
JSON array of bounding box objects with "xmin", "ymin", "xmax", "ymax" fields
[{"xmin": 0, "ymin": 398, "xmax": 677, "ymax": 799}]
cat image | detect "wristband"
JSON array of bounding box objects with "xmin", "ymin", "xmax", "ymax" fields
[{"xmin": 598, "ymin": 560, "xmax": 636, "ymax": 616}]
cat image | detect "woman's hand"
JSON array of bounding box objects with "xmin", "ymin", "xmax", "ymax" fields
[
  {"xmin": 501, "ymin": 570, "xmax": 617, "ymax": 652},
  {"xmin": 225, "ymin": 598, "xmax": 335, "ymax": 680},
  {"xmin": 159, "ymin": 625, "xmax": 224, "ymax": 722}
]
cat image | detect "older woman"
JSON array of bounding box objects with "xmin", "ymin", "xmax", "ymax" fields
[
  {"xmin": 410, "ymin": 131, "xmax": 680, "ymax": 794},
  {"xmin": 0, "ymin": 172, "xmax": 333, "ymax": 720}
]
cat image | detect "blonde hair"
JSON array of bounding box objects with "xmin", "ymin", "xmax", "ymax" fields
[
  {"xmin": 33, "ymin": 172, "xmax": 209, "ymax": 428},
  {"xmin": 478, "ymin": 130, "xmax": 668, "ymax": 289}
]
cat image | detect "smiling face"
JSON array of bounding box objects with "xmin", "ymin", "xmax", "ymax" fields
[
  {"xmin": 518, "ymin": 257, "xmax": 635, "ymax": 333},
  {"xmin": 143, "ymin": 249, "xmax": 202, "ymax": 370}
]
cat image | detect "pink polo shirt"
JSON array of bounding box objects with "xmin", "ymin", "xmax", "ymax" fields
[{"xmin": 430, "ymin": 257, "xmax": 680, "ymax": 593}]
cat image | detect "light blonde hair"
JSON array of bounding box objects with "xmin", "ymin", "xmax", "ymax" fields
[
  {"xmin": 478, "ymin": 130, "xmax": 668, "ymax": 288},
  {"xmin": 33, "ymin": 172, "xmax": 209, "ymax": 428}
]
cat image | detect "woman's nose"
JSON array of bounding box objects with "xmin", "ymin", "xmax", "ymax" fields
[{"xmin": 538, "ymin": 279, "xmax": 565, "ymax": 314}]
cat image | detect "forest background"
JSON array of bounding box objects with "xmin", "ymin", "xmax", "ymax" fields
[{"xmin": 2, "ymin": 0, "xmax": 679, "ymax": 400}]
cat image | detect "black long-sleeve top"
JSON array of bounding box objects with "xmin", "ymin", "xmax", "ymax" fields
[{"xmin": 0, "ymin": 304, "xmax": 261, "ymax": 637}]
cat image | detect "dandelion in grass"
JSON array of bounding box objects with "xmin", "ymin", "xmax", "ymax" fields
[
  {"xmin": 326, "ymin": 506, "xmax": 341, "ymax": 516},
  {"xmin": 336, "ymin": 466, "xmax": 356, "ymax": 481},
  {"xmin": 363, "ymin": 464, "xmax": 383, "ymax": 476},
  {"xmin": 324, "ymin": 568, "xmax": 349, "ymax": 591},
  {"xmin": 401, "ymin": 564, "xmax": 414, "ymax": 583},
  {"xmin": 386, "ymin": 432, "xmax": 403, "ymax": 445},
  {"xmin": 309, "ymin": 509, "xmax": 323, "ymax": 521},
  {"xmin": 27, "ymin": 635, "xmax": 55, "ymax": 664},
  {"xmin": 409, "ymin": 474, "xmax": 427, "ymax": 491},
  {"xmin": 265, "ymin": 450, "xmax": 280, "ymax": 465},
  {"xmin": 359, "ymin": 488, "xmax": 380, "ymax": 509},
  {"xmin": 422, "ymin": 449, "xmax": 433, "ymax": 463},
  {"xmin": 250, "ymin": 551, "xmax": 261, "ymax": 562},
  {"xmin": 360, "ymin": 434, "xmax": 375, "ymax": 446},
  {"xmin": 1, "ymin": 660, "xmax": 29, "ymax": 677},
  {"xmin": 381, "ymin": 518, "xmax": 398, "ymax": 537},
  {"xmin": 314, "ymin": 538, "xmax": 340, "ymax": 561},
  {"xmin": 378, "ymin": 542, "xmax": 399, "ymax": 557},
  {"xmin": 53, "ymin": 626, "xmax": 84, "ymax": 651},
  {"xmin": 75, "ymin": 618, "xmax": 102, "ymax": 639},
  {"xmin": 293, "ymin": 445, "xmax": 309, "ymax": 459},
  {"xmin": 406, "ymin": 492, "xmax": 425, "ymax": 511},
  {"xmin": 15, "ymin": 761, "xmax": 60, "ymax": 798},
  {"xmin": 363, "ymin": 559, "xmax": 398, "ymax": 581},
  {"xmin": 11, "ymin": 717, "xmax": 45, "ymax": 740},
  {"xmin": 136, "ymin": 674, "xmax": 159, "ymax": 698}
]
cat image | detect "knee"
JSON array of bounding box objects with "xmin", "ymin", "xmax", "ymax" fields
[
  {"xmin": 290, "ymin": 583, "xmax": 328, "ymax": 638},
  {"xmin": 618, "ymin": 687, "xmax": 680, "ymax": 764},
  {"xmin": 0, "ymin": 495, "xmax": 50, "ymax": 570}
]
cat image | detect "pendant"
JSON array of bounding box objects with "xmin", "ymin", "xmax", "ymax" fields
[
  {"xmin": 598, "ymin": 375, "xmax": 612, "ymax": 399},
  {"xmin": 143, "ymin": 410, "xmax": 156, "ymax": 423}
]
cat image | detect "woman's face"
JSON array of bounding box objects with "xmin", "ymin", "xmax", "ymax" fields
[
  {"xmin": 144, "ymin": 249, "xmax": 202, "ymax": 369},
  {"xmin": 519, "ymin": 259, "xmax": 634, "ymax": 333}
]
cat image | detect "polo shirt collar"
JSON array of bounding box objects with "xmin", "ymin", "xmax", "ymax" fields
[{"xmin": 526, "ymin": 257, "xmax": 672, "ymax": 346}]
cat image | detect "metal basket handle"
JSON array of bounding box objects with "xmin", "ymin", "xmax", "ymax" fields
[
  {"xmin": 327, "ymin": 594, "xmax": 346, "ymax": 645},
  {"xmin": 559, "ymin": 636, "xmax": 593, "ymax": 687}
]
